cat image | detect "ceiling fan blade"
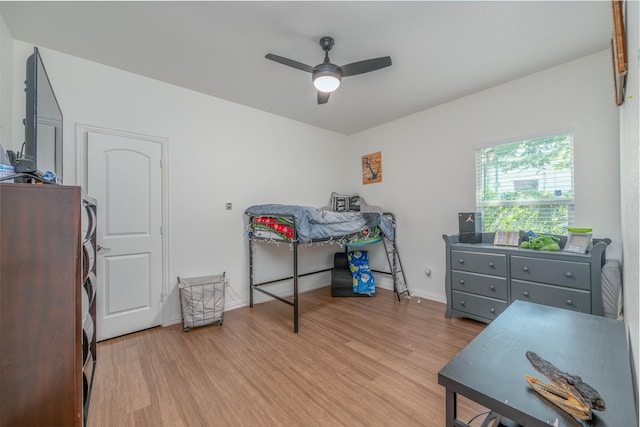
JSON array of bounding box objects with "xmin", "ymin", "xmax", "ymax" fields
[
  {"xmin": 340, "ymin": 56, "xmax": 392, "ymax": 77},
  {"xmin": 317, "ymin": 91, "xmax": 330, "ymax": 104},
  {"xmin": 265, "ymin": 53, "xmax": 314, "ymax": 73}
]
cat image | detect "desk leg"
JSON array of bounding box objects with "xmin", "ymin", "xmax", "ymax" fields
[
  {"xmin": 445, "ymin": 388, "xmax": 456, "ymax": 426},
  {"xmin": 445, "ymin": 388, "xmax": 470, "ymax": 427}
]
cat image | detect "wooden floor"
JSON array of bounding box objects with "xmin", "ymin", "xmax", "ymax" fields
[{"xmin": 88, "ymin": 287, "xmax": 488, "ymax": 426}]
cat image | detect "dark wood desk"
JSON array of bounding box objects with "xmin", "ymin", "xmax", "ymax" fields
[{"xmin": 438, "ymin": 301, "xmax": 637, "ymax": 427}]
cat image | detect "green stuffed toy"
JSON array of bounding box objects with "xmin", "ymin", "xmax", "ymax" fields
[{"xmin": 520, "ymin": 235, "xmax": 560, "ymax": 251}]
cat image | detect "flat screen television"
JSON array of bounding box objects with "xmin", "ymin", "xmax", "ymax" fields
[{"xmin": 15, "ymin": 47, "xmax": 63, "ymax": 183}]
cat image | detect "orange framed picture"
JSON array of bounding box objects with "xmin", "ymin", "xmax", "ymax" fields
[
  {"xmin": 362, "ymin": 151, "xmax": 382, "ymax": 184},
  {"xmin": 611, "ymin": 0, "xmax": 627, "ymax": 106}
]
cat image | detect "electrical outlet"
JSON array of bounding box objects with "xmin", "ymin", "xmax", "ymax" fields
[{"xmin": 225, "ymin": 202, "xmax": 232, "ymax": 210}]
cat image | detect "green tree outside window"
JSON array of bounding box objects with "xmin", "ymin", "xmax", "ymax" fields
[{"xmin": 476, "ymin": 133, "xmax": 574, "ymax": 234}]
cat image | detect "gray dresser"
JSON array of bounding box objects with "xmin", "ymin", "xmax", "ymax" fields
[{"xmin": 442, "ymin": 234, "xmax": 609, "ymax": 323}]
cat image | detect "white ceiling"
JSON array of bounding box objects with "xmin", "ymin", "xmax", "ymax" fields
[{"xmin": 0, "ymin": 1, "xmax": 612, "ymax": 135}]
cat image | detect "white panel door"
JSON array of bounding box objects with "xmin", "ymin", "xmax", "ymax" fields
[{"xmin": 87, "ymin": 131, "xmax": 163, "ymax": 341}]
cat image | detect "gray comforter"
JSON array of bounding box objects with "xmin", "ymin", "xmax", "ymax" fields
[{"xmin": 245, "ymin": 204, "xmax": 395, "ymax": 244}]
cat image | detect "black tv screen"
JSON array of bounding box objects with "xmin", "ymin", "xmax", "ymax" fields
[{"xmin": 15, "ymin": 47, "xmax": 63, "ymax": 183}]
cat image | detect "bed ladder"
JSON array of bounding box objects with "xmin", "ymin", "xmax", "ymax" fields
[{"xmin": 383, "ymin": 239, "xmax": 410, "ymax": 301}]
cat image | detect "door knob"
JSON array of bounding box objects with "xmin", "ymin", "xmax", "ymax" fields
[{"xmin": 97, "ymin": 245, "xmax": 111, "ymax": 253}]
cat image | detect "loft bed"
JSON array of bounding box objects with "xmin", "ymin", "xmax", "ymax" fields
[{"xmin": 245, "ymin": 201, "xmax": 409, "ymax": 333}]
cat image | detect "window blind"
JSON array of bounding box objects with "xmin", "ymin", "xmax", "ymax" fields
[{"xmin": 475, "ymin": 133, "xmax": 575, "ymax": 234}]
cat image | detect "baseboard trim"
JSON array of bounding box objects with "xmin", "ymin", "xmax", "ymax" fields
[{"xmin": 167, "ymin": 281, "xmax": 447, "ymax": 327}]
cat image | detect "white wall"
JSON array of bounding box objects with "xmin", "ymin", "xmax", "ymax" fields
[
  {"xmin": 348, "ymin": 50, "xmax": 621, "ymax": 303},
  {"xmin": 0, "ymin": 13, "xmax": 12, "ymax": 149},
  {"xmin": 619, "ymin": 0, "xmax": 640, "ymax": 398},
  {"xmin": 11, "ymin": 40, "xmax": 350, "ymax": 323}
]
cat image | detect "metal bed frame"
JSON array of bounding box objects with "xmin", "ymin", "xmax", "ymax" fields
[{"xmin": 247, "ymin": 212, "xmax": 409, "ymax": 333}]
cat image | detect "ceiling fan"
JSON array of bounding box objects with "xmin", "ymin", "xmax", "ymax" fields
[{"xmin": 265, "ymin": 36, "xmax": 392, "ymax": 104}]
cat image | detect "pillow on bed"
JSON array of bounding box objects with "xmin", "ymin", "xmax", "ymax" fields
[{"xmin": 331, "ymin": 192, "xmax": 361, "ymax": 212}]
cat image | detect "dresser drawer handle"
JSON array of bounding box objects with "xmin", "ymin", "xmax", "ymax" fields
[
  {"xmin": 523, "ymin": 291, "xmax": 530, "ymax": 297},
  {"xmin": 522, "ymin": 267, "xmax": 529, "ymax": 272},
  {"xmin": 490, "ymin": 308, "xmax": 496, "ymax": 313},
  {"xmin": 488, "ymin": 262, "xmax": 494, "ymax": 268},
  {"xmin": 565, "ymin": 272, "xmax": 573, "ymax": 278},
  {"xmin": 460, "ymin": 300, "xmax": 465, "ymax": 306},
  {"xmin": 459, "ymin": 280, "xmax": 465, "ymax": 285},
  {"xmin": 458, "ymin": 259, "xmax": 464, "ymax": 264},
  {"xmin": 489, "ymin": 285, "xmax": 495, "ymax": 291},
  {"xmin": 566, "ymin": 299, "xmax": 573, "ymax": 306}
]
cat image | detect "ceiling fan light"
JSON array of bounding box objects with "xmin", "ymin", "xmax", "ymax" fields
[{"xmin": 313, "ymin": 74, "xmax": 341, "ymax": 92}]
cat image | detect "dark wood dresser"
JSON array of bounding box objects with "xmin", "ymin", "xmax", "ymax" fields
[{"xmin": 1, "ymin": 183, "xmax": 97, "ymax": 426}]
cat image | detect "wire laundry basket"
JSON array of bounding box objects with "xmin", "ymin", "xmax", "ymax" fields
[{"xmin": 177, "ymin": 273, "xmax": 227, "ymax": 331}]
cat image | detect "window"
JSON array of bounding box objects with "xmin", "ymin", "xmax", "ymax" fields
[{"xmin": 476, "ymin": 132, "xmax": 574, "ymax": 234}]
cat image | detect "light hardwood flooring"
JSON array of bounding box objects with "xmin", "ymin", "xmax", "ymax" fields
[{"xmin": 88, "ymin": 287, "xmax": 488, "ymax": 427}]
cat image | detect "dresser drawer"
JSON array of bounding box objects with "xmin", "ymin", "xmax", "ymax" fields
[
  {"xmin": 451, "ymin": 250, "xmax": 507, "ymax": 276},
  {"xmin": 451, "ymin": 271, "xmax": 507, "ymax": 300},
  {"xmin": 511, "ymin": 280, "xmax": 591, "ymax": 313},
  {"xmin": 451, "ymin": 291, "xmax": 508, "ymax": 321},
  {"xmin": 510, "ymin": 256, "xmax": 590, "ymax": 290}
]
